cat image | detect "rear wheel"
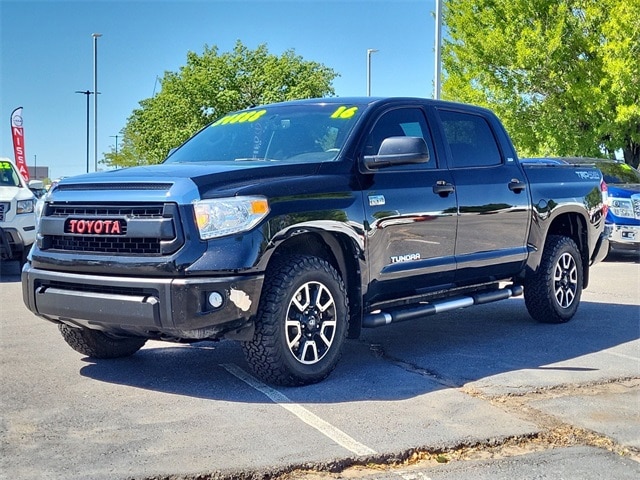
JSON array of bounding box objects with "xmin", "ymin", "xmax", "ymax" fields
[
  {"xmin": 59, "ymin": 324, "xmax": 146, "ymax": 358},
  {"xmin": 524, "ymin": 235, "xmax": 583, "ymax": 323},
  {"xmin": 242, "ymin": 255, "xmax": 349, "ymax": 386}
]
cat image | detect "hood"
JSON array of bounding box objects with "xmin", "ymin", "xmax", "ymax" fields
[
  {"xmin": 607, "ymin": 183, "xmax": 640, "ymax": 197},
  {"xmin": 0, "ymin": 185, "xmax": 34, "ymax": 202},
  {"xmin": 51, "ymin": 161, "xmax": 322, "ymax": 204}
]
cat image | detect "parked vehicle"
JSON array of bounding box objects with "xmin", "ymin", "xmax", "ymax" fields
[
  {"xmin": 0, "ymin": 158, "xmax": 36, "ymax": 265},
  {"xmin": 28, "ymin": 179, "xmax": 48, "ymax": 199},
  {"xmin": 522, "ymin": 157, "xmax": 640, "ymax": 256},
  {"xmin": 23, "ymin": 98, "xmax": 609, "ymax": 386}
]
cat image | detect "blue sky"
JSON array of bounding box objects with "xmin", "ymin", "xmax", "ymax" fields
[{"xmin": 1, "ymin": 0, "xmax": 440, "ymax": 179}]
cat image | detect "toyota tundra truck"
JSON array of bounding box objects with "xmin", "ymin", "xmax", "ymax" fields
[{"xmin": 22, "ymin": 97, "xmax": 609, "ymax": 386}]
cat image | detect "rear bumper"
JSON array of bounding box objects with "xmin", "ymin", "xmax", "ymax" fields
[{"xmin": 21, "ymin": 265, "xmax": 263, "ymax": 340}]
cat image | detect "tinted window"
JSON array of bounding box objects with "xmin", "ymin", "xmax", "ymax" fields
[
  {"xmin": 364, "ymin": 108, "xmax": 437, "ymax": 168},
  {"xmin": 438, "ymin": 110, "xmax": 502, "ymax": 168}
]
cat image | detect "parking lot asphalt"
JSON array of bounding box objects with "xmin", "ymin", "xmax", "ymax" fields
[{"xmin": 1, "ymin": 252, "xmax": 638, "ymax": 480}]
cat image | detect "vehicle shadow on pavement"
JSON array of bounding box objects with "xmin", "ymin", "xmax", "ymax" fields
[
  {"xmin": 78, "ymin": 297, "xmax": 640, "ymax": 403},
  {"xmin": 0, "ymin": 260, "xmax": 21, "ymax": 282},
  {"xmin": 605, "ymin": 250, "xmax": 639, "ymax": 264}
]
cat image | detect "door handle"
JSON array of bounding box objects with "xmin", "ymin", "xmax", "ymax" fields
[
  {"xmin": 508, "ymin": 179, "xmax": 526, "ymax": 193},
  {"xmin": 433, "ymin": 181, "xmax": 455, "ymax": 196}
]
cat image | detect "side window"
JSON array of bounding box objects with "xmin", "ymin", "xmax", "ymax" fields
[
  {"xmin": 364, "ymin": 108, "xmax": 437, "ymax": 169},
  {"xmin": 438, "ymin": 110, "xmax": 502, "ymax": 168}
]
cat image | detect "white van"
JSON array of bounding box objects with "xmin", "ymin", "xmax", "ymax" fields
[{"xmin": 0, "ymin": 158, "xmax": 37, "ymax": 265}]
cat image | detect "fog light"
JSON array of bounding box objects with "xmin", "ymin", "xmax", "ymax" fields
[{"xmin": 208, "ymin": 292, "xmax": 224, "ymax": 309}]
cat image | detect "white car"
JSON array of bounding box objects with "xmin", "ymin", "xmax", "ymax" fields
[{"xmin": 0, "ymin": 158, "xmax": 37, "ymax": 265}]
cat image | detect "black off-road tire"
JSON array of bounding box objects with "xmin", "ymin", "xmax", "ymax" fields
[
  {"xmin": 524, "ymin": 235, "xmax": 583, "ymax": 324},
  {"xmin": 242, "ymin": 255, "xmax": 349, "ymax": 386},
  {"xmin": 58, "ymin": 324, "xmax": 147, "ymax": 358}
]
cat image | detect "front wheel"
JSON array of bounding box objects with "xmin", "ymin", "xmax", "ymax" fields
[
  {"xmin": 242, "ymin": 255, "xmax": 349, "ymax": 386},
  {"xmin": 59, "ymin": 324, "xmax": 147, "ymax": 358},
  {"xmin": 524, "ymin": 235, "xmax": 583, "ymax": 323}
]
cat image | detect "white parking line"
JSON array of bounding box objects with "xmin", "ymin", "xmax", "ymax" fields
[
  {"xmin": 603, "ymin": 350, "xmax": 640, "ymax": 362},
  {"xmin": 221, "ymin": 363, "xmax": 377, "ymax": 456},
  {"xmin": 222, "ymin": 364, "xmax": 436, "ymax": 479}
]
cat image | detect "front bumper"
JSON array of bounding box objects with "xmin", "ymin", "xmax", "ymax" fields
[
  {"xmin": 22, "ymin": 265, "xmax": 263, "ymax": 341},
  {"xmin": 591, "ymin": 231, "xmax": 610, "ymax": 265},
  {"xmin": 605, "ymin": 224, "xmax": 640, "ymax": 247},
  {"xmin": 0, "ymin": 224, "xmax": 35, "ymax": 260}
]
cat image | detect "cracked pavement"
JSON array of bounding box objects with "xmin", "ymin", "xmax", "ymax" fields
[{"xmin": 1, "ymin": 252, "xmax": 638, "ymax": 480}]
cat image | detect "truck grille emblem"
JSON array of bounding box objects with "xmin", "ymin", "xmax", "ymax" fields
[{"xmin": 65, "ymin": 218, "xmax": 125, "ymax": 235}]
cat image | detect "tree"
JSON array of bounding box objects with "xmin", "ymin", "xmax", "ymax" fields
[
  {"xmin": 103, "ymin": 41, "xmax": 338, "ymax": 167},
  {"xmin": 441, "ymin": 0, "xmax": 640, "ymax": 167}
]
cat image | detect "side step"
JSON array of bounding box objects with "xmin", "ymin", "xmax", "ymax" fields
[{"xmin": 362, "ymin": 285, "xmax": 524, "ymax": 328}]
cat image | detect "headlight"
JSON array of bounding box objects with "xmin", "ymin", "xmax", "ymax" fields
[
  {"xmin": 193, "ymin": 196, "xmax": 269, "ymax": 239},
  {"xmin": 607, "ymin": 197, "xmax": 634, "ymax": 218},
  {"xmin": 35, "ymin": 198, "xmax": 46, "ymax": 228},
  {"xmin": 16, "ymin": 198, "xmax": 35, "ymax": 214}
]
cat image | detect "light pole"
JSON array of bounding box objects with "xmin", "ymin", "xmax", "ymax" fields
[
  {"xmin": 92, "ymin": 33, "xmax": 102, "ymax": 172},
  {"xmin": 434, "ymin": 0, "xmax": 443, "ymax": 99},
  {"xmin": 75, "ymin": 90, "xmax": 93, "ymax": 173},
  {"xmin": 110, "ymin": 134, "xmax": 119, "ymax": 162},
  {"xmin": 366, "ymin": 49, "xmax": 378, "ymax": 96}
]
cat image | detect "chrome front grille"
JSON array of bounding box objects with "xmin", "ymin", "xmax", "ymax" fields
[{"xmin": 632, "ymin": 195, "xmax": 640, "ymax": 220}]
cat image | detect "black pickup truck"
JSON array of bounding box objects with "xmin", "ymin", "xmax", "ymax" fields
[{"xmin": 22, "ymin": 97, "xmax": 609, "ymax": 386}]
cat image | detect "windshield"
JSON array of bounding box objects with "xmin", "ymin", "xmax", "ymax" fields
[
  {"xmin": 164, "ymin": 103, "xmax": 364, "ymax": 165},
  {"xmin": 598, "ymin": 162, "xmax": 640, "ymax": 185},
  {"xmin": 0, "ymin": 160, "xmax": 21, "ymax": 187}
]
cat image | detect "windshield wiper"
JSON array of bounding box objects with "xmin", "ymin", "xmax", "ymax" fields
[{"xmin": 234, "ymin": 158, "xmax": 279, "ymax": 162}]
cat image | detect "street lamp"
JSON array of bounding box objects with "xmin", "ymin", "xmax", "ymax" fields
[
  {"xmin": 92, "ymin": 33, "xmax": 102, "ymax": 172},
  {"xmin": 110, "ymin": 134, "xmax": 119, "ymax": 162},
  {"xmin": 366, "ymin": 49, "xmax": 378, "ymax": 96},
  {"xmin": 75, "ymin": 90, "xmax": 93, "ymax": 173},
  {"xmin": 434, "ymin": 0, "xmax": 443, "ymax": 99}
]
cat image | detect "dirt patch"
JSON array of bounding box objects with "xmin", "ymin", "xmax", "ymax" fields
[
  {"xmin": 144, "ymin": 379, "xmax": 639, "ymax": 480},
  {"xmin": 272, "ymin": 379, "xmax": 640, "ymax": 480}
]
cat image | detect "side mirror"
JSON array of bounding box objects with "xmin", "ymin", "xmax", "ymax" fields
[{"xmin": 363, "ymin": 136, "xmax": 430, "ymax": 169}]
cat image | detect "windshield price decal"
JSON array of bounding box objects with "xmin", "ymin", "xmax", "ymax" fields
[
  {"xmin": 330, "ymin": 106, "xmax": 358, "ymax": 119},
  {"xmin": 0, "ymin": 161, "xmax": 13, "ymax": 170},
  {"xmin": 212, "ymin": 109, "xmax": 267, "ymax": 127}
]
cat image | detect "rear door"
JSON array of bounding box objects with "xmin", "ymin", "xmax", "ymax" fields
[
  {"xmin": 359, "ymin": 106, "xmax": 458, "ymax": 305},
  {"xmin": 435, "ymin": 108, "xmax": 530, "ymax": 282}
]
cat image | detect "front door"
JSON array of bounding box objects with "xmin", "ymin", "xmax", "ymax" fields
[{"xmin": 359, "ymin": 106, "xmax": 458, "ymax": 305}]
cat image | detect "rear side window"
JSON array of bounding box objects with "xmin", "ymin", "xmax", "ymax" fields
[{"xmin": 438, "ymin": 110, "xmax": 502, "ymax": 168}]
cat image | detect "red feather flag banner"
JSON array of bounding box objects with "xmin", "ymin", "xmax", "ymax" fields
[{"xmin": 11, "ymin": 107, "xmax": 29, "ymax": 181}]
